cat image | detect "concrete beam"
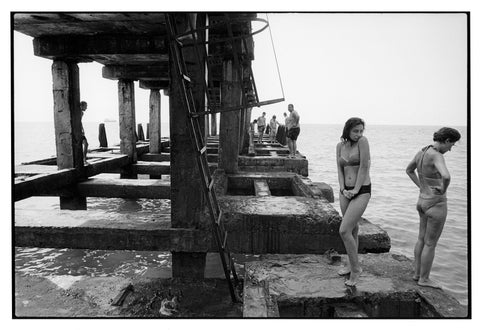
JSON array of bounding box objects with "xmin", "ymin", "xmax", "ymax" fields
[
  {"xmin": 77, "ymin": 178, "xmax": 170, "ymax": 199},
  {"xmin": 14, "ymin": 155, "xmax": 130, "ymax": 201},
  {"xmin": 15, "ymin": 209, "xmax": 209, "ymax": 252},
  {"xmin": 132, "ymin": 161, "xmax": 170, "ymax": 176},
  {"xmin": 102, "ymin": 64, "xmax": 169, "ymax": 81},
  {"xmin": 13, "ymin": 13, "xmax": 168, "ymax": 37},
  {"xmin": 139, "ymin": 153, "xmax": 170, "ymax": 162},
  {"xmin": 14, "ymin": 169, "xmax": 77, "ymax": 202},
  {"xmin": 33, "ymin": 35, "xmax": 168, "ymax": 63},
  {"xmin": 139, "ymin": 80, "xmax": 169, "ymax": 90}
]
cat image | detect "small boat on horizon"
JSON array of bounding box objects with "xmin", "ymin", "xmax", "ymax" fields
[{"xmin": 104, "ymin": 118, "xmax": 117, "ymax": 123}]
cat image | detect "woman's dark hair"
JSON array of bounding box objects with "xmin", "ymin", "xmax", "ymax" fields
[
  {"xmin": 341, "ymin": 117, "xmax": 365, "ymax": 142},
  {"xmin": 433, "ymin": 127, "xmax": 461, "ymax": 143}
]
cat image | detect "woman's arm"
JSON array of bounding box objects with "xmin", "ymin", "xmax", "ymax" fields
[
  {"xmin": 406, "ymin": 153, "xmax": 420, "ymax": 188},
  {"xmin": 336, "ymin": 142, "xmax": 346, "ymax": 193},
  {"xmin": 351, "ymin": 137, "xmax": 370, "ymax": 194}
]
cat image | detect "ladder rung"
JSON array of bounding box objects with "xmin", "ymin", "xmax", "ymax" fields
[
  {"xmin": 190, "ymin": 111, "xmax": 208, "ymax": 118},
  {"xmin": 183, "ymin": 74, "xmax": 191, "ymax": 83},
  {"xmin": 222, "ymin": 231, "xmax": 228, "ymax": 249}
]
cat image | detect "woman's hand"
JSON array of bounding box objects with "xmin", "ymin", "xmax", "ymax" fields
[
  {"xmin": 431, "ymin": 186, "xmax": 444, "ymax": 195},
  {"xmin": 343, "ymin": 189, "xmax": 356, "ymax": 199}
]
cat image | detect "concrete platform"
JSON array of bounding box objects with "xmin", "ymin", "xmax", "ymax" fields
[
  {"xmin": 243, "ymin": 253, "xmax": 467, "ymax": 318},
  {"xmin": 218, "ymin": 196, "xmax": 390, "ymax": 254}
]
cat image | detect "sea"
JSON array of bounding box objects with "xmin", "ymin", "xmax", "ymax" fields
[{"xmin": 13, "ymin": 122, "xmax": 469, "ymax": 306}]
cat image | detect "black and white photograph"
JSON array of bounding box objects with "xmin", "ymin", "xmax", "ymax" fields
[{"xmin": 8, "ymin": 0, "xmax": 475, "ymax": 324}]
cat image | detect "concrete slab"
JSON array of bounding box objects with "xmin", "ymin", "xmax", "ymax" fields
[
  {"xmin": 218, "ymin": 196, "xmax": 390, "ymax": 254},
  {"xmin": 243, "ymin": 253, "xmax": 467, "ymax": 318}
]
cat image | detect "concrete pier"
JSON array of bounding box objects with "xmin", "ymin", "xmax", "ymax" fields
[
  {"xmin": 243, "ymin": 254, "xmax": 467, "ymax": 318},
  {"xmin": 13, "ymin": 13, "xmax": 466, "ymax": 318}
]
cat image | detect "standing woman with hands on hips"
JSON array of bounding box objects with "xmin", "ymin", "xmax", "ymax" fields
[{"xmin": 336, "ymin": 117, "xmax": 372, "ymax": 286}]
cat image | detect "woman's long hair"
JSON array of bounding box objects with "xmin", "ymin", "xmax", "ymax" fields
[{"xmin": 341, "ymin": 117, "xmax": 365, "ymax": 143}]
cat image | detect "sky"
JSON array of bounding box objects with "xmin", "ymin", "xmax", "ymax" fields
[{"xmin": 13, "ymin": 12, "xmax": 467, "ymax": 126}]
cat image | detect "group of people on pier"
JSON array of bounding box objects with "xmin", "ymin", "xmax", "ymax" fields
[
  {"xmin": 251, "ymin": 103, "xmax": 301, "ymax": 158},
  {"xmin": 336, "ymin": 117, "xmax": 461, "ymax": 288}
]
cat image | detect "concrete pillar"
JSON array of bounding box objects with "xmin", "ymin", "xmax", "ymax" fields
[
  {"xmin": 52, "ymin": 60, "xmax": 86, "ymax": 210},
  {"xmin": 149, "ymin": 89, "xmax": 162, "ymax": 153},
  {"xmin": 218, "ymin": 60, "xmax": 242, "ymax": 174},
  {"xmin": 205, "ymin": 114, "xmax": 210, "ymax": 137},
  {"xmin": 239, "ymin": 108, "xmax": 246, "ymax": 154},
  {"xmin": 170, "ymin": 13, "xmax": 207, "ymax": 278},
  {"xmin": 98, "ymin": 123, "xmax": 108, "ymax": 147},
  {"xmin": 211, "ymin": 112, "xmax": 217, "ymax": 136},
  {"xmin": 118, "ymin": 79, "xmax": 137, "ymax": 179}
]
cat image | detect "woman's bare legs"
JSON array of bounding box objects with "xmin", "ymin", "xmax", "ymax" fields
[
  {"xmin": 417, "ymin": 202, "xmax": 447, "ymax": 288},
  {"xmin": 339, "ymin": 193, "xmax": 370, "ymax": 286},
  {"xmin": 413, "ymin": 210, "xmax": 427, "ymax": 281}
]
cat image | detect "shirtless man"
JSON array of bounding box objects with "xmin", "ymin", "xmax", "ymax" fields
[
  {"xmin": 269, "ymin": 115, "xmax": 279, "ymax": 143},
  {"xmin": 406, "ymin": 127, "xmax": 461, "ymax": 289},
  {"xmin": 257, "ymin": 112, "xmax": 267, "ymax": 143},
  {"xmin": 286, "ymin": 104, "xmax": 300, "ymax": 158}
]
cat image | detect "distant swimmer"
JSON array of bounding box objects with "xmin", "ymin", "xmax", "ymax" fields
[
  {"xmin": 406, "ymin": 127, "xmax": 461, "ymax": 289},
  {"xmin": 336, "ymin": 117, "xmax": 371, "ymax": 287}
]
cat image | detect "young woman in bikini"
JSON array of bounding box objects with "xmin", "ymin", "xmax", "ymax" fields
[
  {"xmin": 336, "ymin": 117, "xmax": 371, "ymax": 286},
  {"xmin": 406, "ymin": 127, "xmax": 461, "ymax": 289}
]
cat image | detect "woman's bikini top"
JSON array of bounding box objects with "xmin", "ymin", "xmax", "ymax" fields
[{"xmin": 339, "ymin": 143, "xmax": 360, "ymax": 167}]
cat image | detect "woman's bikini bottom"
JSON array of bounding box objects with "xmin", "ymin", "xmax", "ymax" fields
[
  {"xmin": 416, "ymin": 195, "xmax": 447, "ymax": 214},
  {"xmin": 345, "ymin": 184, "xmax": 371, "ymax": 199}
]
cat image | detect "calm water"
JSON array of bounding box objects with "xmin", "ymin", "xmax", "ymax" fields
[{"xmin": 14, "ymin": 122, "xmax": 469, "ymax": 305}]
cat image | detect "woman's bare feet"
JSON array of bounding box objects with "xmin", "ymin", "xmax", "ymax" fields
[
  {"xmin": 417, "ymin": 278, "xmax": 442, "ymax": 289},
  {"xmin": 344, "ymin": 268, "xmax": 362, "ymax": 286}
]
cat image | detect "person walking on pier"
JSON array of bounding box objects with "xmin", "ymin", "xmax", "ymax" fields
[
  {"xmin": 80, "ymin": 101, "xmax": 89, "ymax": 165},
  {"xmin": 257, "ymin": 112, "xmax": 267, "ymax": 143},
  {"xmin": 336, "ymin": 117, "xmax": 371, "ymax": 286},
  {"xmin": 269, "ymin": 115, "xmax": 280, "ymax": 143},
  {"xmin": 286, "ymin": 104, "xmax": 300, "ymax": 158},
  {"xmin": 406, "ymin": 127, "xmax": 461, "ymax": 289}
]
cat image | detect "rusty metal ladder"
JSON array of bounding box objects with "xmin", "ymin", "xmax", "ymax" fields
[{"xmin": 165, "ymin": 14, "xmax": 241, "ymax": 303}]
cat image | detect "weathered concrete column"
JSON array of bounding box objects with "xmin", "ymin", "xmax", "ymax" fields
[
  {"xmin": 218, "ymin": 60, "xmax": 242, "ymax": 173},
  {"xmin": 239, "ymin": 107, "xmax": 247, "ymax": 154},
  {"xmin": 170, "ymin": 13, "xmax": 207, "ymax": 278},
  {"xmin": 211, "ymin": 113, "xmax": 217, "ymax": 136},
  {"xmin": 149, "ymin": 89, "xmax": 162, "ymax": 153},
  {"xmin": 206, "ymin": 114, "xmax": 210, "ymax": 137},
  {"xmin": 52, "ymin": 60, "xmax": 86, "ymax": 210},
  {"xmin": 118, "ymin": 79, "xmax": 137, "ymax": 179}
]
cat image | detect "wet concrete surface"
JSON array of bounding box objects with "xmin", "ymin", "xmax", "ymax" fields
[
  {"xmin": 243, "ymin": 253, "xmax": 467, "ymax": 318},
  {"xmin": 14, "ymin": 247, "xmax": 256, "ymax": 317}
]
